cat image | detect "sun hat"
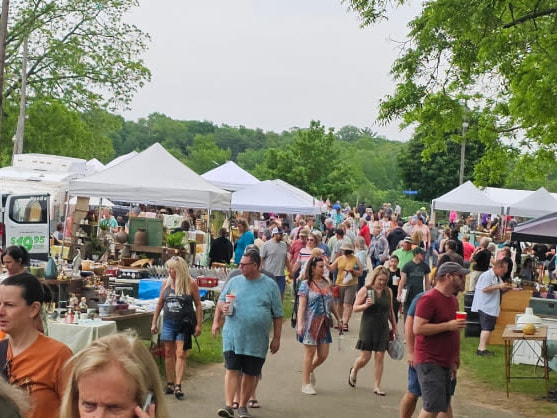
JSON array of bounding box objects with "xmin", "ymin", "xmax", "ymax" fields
[{"xmin": 340, "ymin": 241, "xmax": 354, "ymax": 251}]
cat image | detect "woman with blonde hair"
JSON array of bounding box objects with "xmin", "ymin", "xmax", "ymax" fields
[
  {"xmin": 60, "ymin": 333, "xmax": 169, "ymax": 418},
  {"xmin": 151, "ymin": 256, "xmax": 202, "ymax": 400},
  {"xmin": 348, "ymin": 266, "xmax": 397, "ymax": 396}
]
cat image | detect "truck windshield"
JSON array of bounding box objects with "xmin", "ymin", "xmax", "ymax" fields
[{"xmin": 9, "ymin": 195, "xmax": 48, "ymax": 223}]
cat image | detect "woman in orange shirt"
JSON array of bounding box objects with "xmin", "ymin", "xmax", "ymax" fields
[{"xmin": 0, "ymin": 274, "xmax": 72, "ymax": 418}]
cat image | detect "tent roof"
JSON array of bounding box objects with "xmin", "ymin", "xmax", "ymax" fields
[
  {"xmin": 511, "ymin": 212, "xmax": 557, "ymax": 244},
  {"xmin": 431, "ymin": 181, "xmax": 504, "ymax": 214},
  {"xmin": 104, "ymin": 151, "xmax": 138, "ymax": 169},
  {"xmin": 231, "ymin": 179, "xmax": 321, "ymax": 214},
  {"xmin": 85, "ymin": 158, "xmax": 105, "ymax": 175},
  {"xmin": 507, "ymin": 187, "xmax": 557, "ymax": 217},
  {"xmin": 69, "ymin": 143, "xmax": 231, "ymax": 209},
  {"xmin": 202, "ymin": 161, "xmax": 260, "ymax": 191}
]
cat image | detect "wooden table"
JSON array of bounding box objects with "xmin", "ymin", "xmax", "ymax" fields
[
  {"xmin": 502, "ymin": 325, "xmax": 549, "ymax": 398},
  {"xmin": 101, "ymin": 311, "xmax": 154, "ymax": 339}
]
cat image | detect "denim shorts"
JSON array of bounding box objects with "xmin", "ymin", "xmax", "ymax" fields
[
  {"xmin": 161, "ymin": 318, "xmax": 185, "ymax": 342},
  {"xmin": 275, "ymin": 276, "xmax": 286, "ymax": 294}
]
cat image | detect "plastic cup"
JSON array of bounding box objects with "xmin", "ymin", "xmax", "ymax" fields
[
  {"xmin": 456, "ymin": 311, "xmax": 467, "ymax": 320},
  {"xmin": 225, "ymin": 294, "xmax": 235, "ymax": 315}
]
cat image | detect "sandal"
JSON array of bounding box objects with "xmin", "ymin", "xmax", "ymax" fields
[
  {"xmin": 348, "ymin": 367, "xmax": 356, "ymax": 388},
  {"xmin": 165, "ymin": 382, "xmax": 174, "ymax": 395},
  {"xmin": 174, "ymin": 384, "xmax": 184, "ymax": 400},
  {"xmin": 248, "ymin": 399, "xmax": 261, "ymax": 408},
  {"xmin": 232, "ymin": 401, "xmax": 239, "ymax": 410},
  {"xmin": 343, "ymin": 323, "xmax": 349, "ymax": 332}
]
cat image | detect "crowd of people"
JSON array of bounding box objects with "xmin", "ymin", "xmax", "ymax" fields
[{"xmin": 1, "ymin": 200, "xmax": 554, "ymax": 418}]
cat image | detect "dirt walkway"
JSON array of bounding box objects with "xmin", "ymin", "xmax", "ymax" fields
[{"xmin": 161, "ymin": 313, "xmax": 542, "ymax": 417}]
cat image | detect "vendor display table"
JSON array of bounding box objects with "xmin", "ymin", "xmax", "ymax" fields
[
  {"xmin": 49, "ymin": 320, "xmax": 117, "ymax": 353},
  {"xmin": 101, "ymin": 311, "xmax": 154, "ymax": 340},
  {"xmin": 44, "ymin": 278, "xmax": 83, "ymax": 303},
  {"xmin": 502, "ymin": 325, "xmax": 549, "ymax": 398}
]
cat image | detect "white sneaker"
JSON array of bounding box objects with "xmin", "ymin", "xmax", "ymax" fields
[
  {"xmin": 301, "ymin": 383, "xmax": 317, "ymax": 395},
  {"xmin": 310, "ymin": 372, "xmax": 316, "ymax": 386}
]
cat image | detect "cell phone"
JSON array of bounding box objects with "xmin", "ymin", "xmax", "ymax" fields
[{"xmin": 142, "ymin": 392, "xmax": 154, "ymax": 412}]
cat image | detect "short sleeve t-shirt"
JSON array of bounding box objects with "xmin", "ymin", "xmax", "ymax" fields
[
  {"xmin": 261, "ymin": 240, "xmax": 288, "ymax": 276},
  {"xmin": 471, "ymin": 269, "xmax": 502, "ymax": 316},
  {"xmin": 8, "ymin": 334, "xmax": 72, "ymax": 418},
  {"xmin": 402, "ymin": 261, "xmax": 431, "ymax": 307},
  {"xmin": 414, "ymin": 289, "xmax": 459, "ymax": 369},
  {"xmin": 473, "ymin": 249, "xmax": 491, "ymax": 271},
  {"xmin": 219, "ymin": 274, "xmax": 284, "ymax": 359}
]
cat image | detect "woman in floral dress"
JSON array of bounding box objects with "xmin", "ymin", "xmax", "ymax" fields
[{"xmin": 296, "ymin": 256, "xmax": 340, "ymax": 395}]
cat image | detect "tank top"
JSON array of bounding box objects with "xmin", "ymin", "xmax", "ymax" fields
[{"xmin": 162, "ymin": 285, "xmax": 194, "ymax": 321}]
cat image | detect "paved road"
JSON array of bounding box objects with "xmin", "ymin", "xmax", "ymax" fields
[{"xmin": 165, "ymin": 313, "xmax": 523, "ymax": 417}]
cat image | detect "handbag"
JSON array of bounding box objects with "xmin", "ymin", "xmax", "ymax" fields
[
  {"xmin": 387, "ymin": 334, "xmax": 404, "ymax": 360},
  {"xmin": 342, "ymin": 271, "xmax": 353, "ymax": 285},
  {"xmin": 180, "ymin": 312, "xmax": 200, "ymax": 352},
  {"xmin": 321, "ymin": 295, "xmax": 334, "ymax": 328}
]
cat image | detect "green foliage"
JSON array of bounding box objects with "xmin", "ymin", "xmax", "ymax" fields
[
  {"xmin": 253, "ymin": 121, "xmax": 357, "ymax": 199},
  {"xmin": 5, "ymin": 0, "xmax": 150, "ymax": 111},
  {"xmin": 166, "ymin": 231, "xmax": 185, "ymax": 249},
  {"xmin": 184, "ymin": 134, "xmax": 231, "ymax": 174},
  {"xmin": 19, "ymin": 99, "xmax": 114, "ymax": 161},
  {"xmin": 346, "ymin": 0, "xmax": 557, "ymax": 187}
]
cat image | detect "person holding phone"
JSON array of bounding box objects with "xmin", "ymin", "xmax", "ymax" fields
[{"xmin": 59, "ymin": 333, "xmax": 169, "ymax": 418}]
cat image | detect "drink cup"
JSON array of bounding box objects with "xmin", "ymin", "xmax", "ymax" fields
[
  {"xmin": 225, "ymin": 294, "xmax": 235, "ymax": 316},
  {"xmin": 393, "ymin": 275, "xmax": 399, "ymax": 286},
  {"xmin": 456, "ymin": 311, "xmax": 467, "ymax": 321},
  {"xmin": 367, "ymin": 289, "xmax": 375, "ymax": 303}
]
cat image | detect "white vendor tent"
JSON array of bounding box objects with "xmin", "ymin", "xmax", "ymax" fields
[
  {"xmin": 482, "ymin": 186, "xmax": 532, "ymax": 207},
  {"xmin": 202, "ymin": 161, "xmax": 260, "ymax": 191},
  {"xmin": 104, "ymin": 150, "xmax": 138, "ymax": 169},
  {"xmin": 85, "ymin": 158, "xmax": 105, "ymax": 175},
  {"xmin": 69, "ymin": 143, "xmax": 231, "ymax": 209},
  {"xmin": 231, "ymin": 179, "xmax": 321, "ymax": 215},
  {"xmin": 506, "ymin": 187, "xmax": 557, "ymax": 218},
  {"xmin": 431, "ymin": 181, "xmax": 504, "ymax": 214}
]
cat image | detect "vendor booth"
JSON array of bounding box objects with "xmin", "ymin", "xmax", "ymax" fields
[
  {"xmin": 202, "ymin": 160, "xmax": 260, "ymax": 191},
  {"xmin": 431, "ymin": 180, "xmax": 504, "ymax": 214},
  {"xmin": 231, "ymin": 179, "xmax": 321, "ymax": 215}
]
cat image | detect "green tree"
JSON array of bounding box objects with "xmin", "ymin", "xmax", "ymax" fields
[
  {"xmin": 344, "ymin": 0, "xmax": 557, "ymax": 187},
  {"xmin": 254, "ymin": 121, "xmax": 357, "ymax": 199},
  {"xmin": 5, "ymin": 0, "xmax": 150, "ymax": 111},
  {"xmin": 22, "ymin": 99, "xmax": 113, "ymax": 161},
  {"xmin": 184, "ymin": 134, "xmax": 231, "ymax": 174}
]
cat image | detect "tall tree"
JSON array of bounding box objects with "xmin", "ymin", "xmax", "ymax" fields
[
  {"xmin": 4, "ymin": 0, "xmax": 150, "ymax": 111},
  {"xmin": 254, "ymin": 121, "xmax": 357, "ymax": 199},
  {"xmin": 344, "ymin": 0, "xmax": 557, "ymax": 186},
  {"xmin": 184, "ymin": 134, "xmax": 231, "ymax": 174}
]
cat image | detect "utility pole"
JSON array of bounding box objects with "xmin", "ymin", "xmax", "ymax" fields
[
  {"xmin": 0, "ymin": 0, "xmax": 9, "ymax": 157},
  {"xmin": 459, "ymin": 101, "xmax": 469, "ymax": 185},
  {"xmin": 12, "ymin": 37, "xmax": 27, "ymax": 160}
]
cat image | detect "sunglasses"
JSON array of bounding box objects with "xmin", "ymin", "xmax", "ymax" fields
[{"xmin": 239, "ymin": 262, "xmax": 255, "ymax": 268}]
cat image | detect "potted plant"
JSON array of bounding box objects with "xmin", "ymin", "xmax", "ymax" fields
[
  {"xmin": 166, "ymin": 231, "xmax": 185, "ymax": 249},
  {"xmin": 90, "ymin": 237, "xmax": 106, "ymax": 261}
]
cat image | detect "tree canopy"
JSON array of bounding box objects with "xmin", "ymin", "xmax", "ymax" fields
[
  {"xmin": 5, "ymin": 0, "xmax": 150, "ymax": 111},
  {"xmin": 344, "ymin": 0, "xmax": 557, "ymax": 186}
]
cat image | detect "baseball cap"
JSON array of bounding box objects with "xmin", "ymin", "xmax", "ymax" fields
[
  {"xmin": 403, "ymin": 237, "xmax": 414, "ymax": 244},
  {"xmin": 420, "ymin": 206, "xmax": 426, "ymax": 211},
  {"xmin": 413, "ymin": 246, "xmax": 426, "ymax": 255},
  {"xmin": 437, "ymin": 262, "xmax": 469, "ymax": 276},
  {"xmin": 271, "ymin": 227, "xmax": 282, "ymax": 235}
]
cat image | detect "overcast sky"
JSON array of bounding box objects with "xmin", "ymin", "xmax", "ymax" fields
[{"xmin": 122, "ymin": 0, "xmax": 420, "ymax": 141}]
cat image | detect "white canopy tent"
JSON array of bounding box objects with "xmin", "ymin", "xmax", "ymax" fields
[
  {"xmin": 202, "ymin": 161, "xmax": 260, "ymax": 191},
  {"xmin": 505, "ymin": 187, "xmax": 557, "ymax": 217},
  {"xmin": 231, "ymin": 179, "xmax": 321, "ymax": 215},
  {"xmin": 69, "ymin": 143, "xmax": 231, "ymax": 209},
  {"xmin": 104, "ymin": 150, "xmax": 138, "ymax": 169},
  {"xmin": 431, "ymin": 181, "xmax": 504, "ymax": 214}
]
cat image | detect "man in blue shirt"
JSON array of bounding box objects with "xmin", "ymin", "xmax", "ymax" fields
[{"xmin": 212, "ymin": 248, "xmax": 283, "ymax": 418}]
